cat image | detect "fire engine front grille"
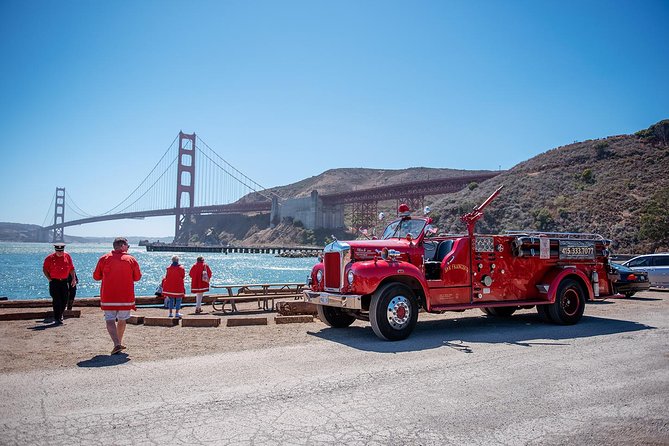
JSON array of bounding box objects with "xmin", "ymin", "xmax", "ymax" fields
[{"xmin": 324, "ymin": 252, "xmax": 341, "ymax": 290}]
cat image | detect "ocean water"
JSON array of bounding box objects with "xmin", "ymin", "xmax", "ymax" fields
[{"xmin": 0, "ymin": 242, "xmax": 317, "ymax": 300}]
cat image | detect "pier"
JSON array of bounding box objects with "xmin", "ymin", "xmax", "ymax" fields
[{"xmin": 144, "ymin": 243, "xmax": 322, "ymax": 256}]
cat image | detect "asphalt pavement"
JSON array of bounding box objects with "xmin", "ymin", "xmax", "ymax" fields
[{"xmin": 1, "ymin": 290, "xmax": 668, "ymax": 445}]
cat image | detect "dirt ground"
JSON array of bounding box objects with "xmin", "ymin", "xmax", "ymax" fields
[
  {"xmin": 0, "ymin": 298, "xmax": 325, "ymax": 373},
  {"xmin": 1, "ymin": 291, "xmax": 666, "ymax": 374}
]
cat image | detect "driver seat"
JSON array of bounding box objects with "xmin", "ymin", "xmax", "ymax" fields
[{"xmin": 424, "ymin": 240, "xmax": 454, "ymax": 280}]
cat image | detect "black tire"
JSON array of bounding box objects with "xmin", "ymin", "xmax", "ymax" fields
[
  {"xmin": 548, "ymin": 279, "xmax": 586, "ymax": 325},
  {"xmin": 486, "ymin": 307, "xmax": 517, "ymax": 317},
  {"xmin": 370, "ymin": 283, "xmax": 418, "ymax": 341},
  {"xmin": 624, "ymin": 292, "xmax": 636, "ymax": 298},
  {"xmin": 480, "ymin": 308, "xmax": 493, "ymax": 315},
  {"xmin": 316, "ymin": 305, "xmax": 356, "ymax": 328},
  {"xmin": 536, "ymin": 304, "xmax": 553, "ymax": 323}
]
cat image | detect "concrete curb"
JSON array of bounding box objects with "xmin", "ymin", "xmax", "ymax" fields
[
  {"xmin": 274, "ymin": 315, "xmax": 314, "ymax": 324},
  {"xmin": 226, "ymin": 317, "xmax": 268, "ymax": 327},
  {"xmin": 144, "ymin": 317, "xmax": 180, "ymax": 327},
  {"xmin": 181, "ymin": 317, "xmax": 221, "ymax": 327},
  {"xmin": 127, "ymin": 316, "xmax": 145, "ymax": 325}
]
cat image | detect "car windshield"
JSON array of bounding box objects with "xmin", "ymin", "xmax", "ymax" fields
[
  {"xmin": 625, "ymin": 257, "xmax": 650, "ymax": 267},
  {"xmin": 381, "ymin": 218, "xmax": 427, "ymax": 240},
  {"xmin": 610, "ymin": 262, "xmax": 634, "ymax": 273}
]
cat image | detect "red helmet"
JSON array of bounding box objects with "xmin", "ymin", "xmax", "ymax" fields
[{"xmin": 398, "ymin": 203, "xmax": 411, "ymax": 215}]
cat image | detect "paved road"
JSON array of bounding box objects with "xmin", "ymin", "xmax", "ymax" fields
[{"xmin": 2, "ymin": 291, "xmax": 668, "ymax": 445}]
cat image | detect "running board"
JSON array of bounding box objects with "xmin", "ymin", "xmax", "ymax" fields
[{"xmin": 429, "ymin": 299, "xmax": 551, "ymax": 313}]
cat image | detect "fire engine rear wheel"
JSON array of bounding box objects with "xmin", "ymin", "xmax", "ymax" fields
[
  {"xmin": 370, "ymin": 283, "xmax": 419, "ymax": 341},
  {"xmin": 548, "ymin": 279, "xmax": 586, "ymax": 325},
  {"xmin": 316, "ymin": 305, "xmax": 356, "ymax": 328}
]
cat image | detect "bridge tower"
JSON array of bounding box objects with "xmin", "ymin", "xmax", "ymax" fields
[
  {"xmin": 52, "ymin": 187, "xmax": 65, "ymax": 243},
  {"xmin": 175, "ymin": 131, "xmax": 196, "ymax": 242}
]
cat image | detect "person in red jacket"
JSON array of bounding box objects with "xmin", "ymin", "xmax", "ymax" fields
[
  {"xmin": 189, "ymin": 256, "xmax": 212, "ymax": 314},
  {"xmin": 42, "ymin": 243, "xmax": 77, "ymax": 325},
  {"xmin": 163, "ymin": 255, "xmax": 186, "ymax": 318},
  {"xmin": 93, "ymin": 237, "xmax": 142, "ymax": 355}
]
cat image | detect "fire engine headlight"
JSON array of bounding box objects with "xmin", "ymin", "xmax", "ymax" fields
[
  {"xmin": 316, "ymin": 270, "xmax": 323, "ymax": 284},
  {"xmin": 347, "ymin": 270, "xmax": 355, "ymax": 285}
]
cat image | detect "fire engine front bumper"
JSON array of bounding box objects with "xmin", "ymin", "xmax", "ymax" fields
[{"xmin": 303, "ymin": 291, "xmax": 363, "ymax": 310}]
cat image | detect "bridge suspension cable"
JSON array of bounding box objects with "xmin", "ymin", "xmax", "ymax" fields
[
  {"xmin": 100, "ymin": 134, "xmax": 180, "ymax": 215},
  {"xmin": 196, "ymin": 136, "xmax": 283, "ymax": 202},
  {"xmin": 41, "ymin": 191, "xmax": 56, "ymax": 228},
  {"xmin": 45, "ymin": 131, "xmax": 281, "ymax": 228},
  {"xmin": 65, "ymin": 190, "xmax": 94, "ymax": 218}
]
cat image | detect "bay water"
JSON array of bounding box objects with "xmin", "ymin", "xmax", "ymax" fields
[{"xmin": 0, "ymin": 242, "xmax": 316, "ymax": 300}]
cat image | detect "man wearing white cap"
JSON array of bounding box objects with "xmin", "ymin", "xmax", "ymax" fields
[{"xmin": 42, "ymin": 243, "xmax": 76, "ymax": 324}]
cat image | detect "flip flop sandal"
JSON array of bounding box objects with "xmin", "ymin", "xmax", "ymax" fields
[{"xmin": 111, "ymin": 345, "xmax": 124, "ymax": 355}]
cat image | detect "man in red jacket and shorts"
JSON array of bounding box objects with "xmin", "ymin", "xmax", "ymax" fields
[{"xmin": 93, "ymin": 237, "xmax": 142, "ymax": 355}]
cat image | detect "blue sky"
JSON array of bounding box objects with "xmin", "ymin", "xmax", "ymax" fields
[{"xmin": 1, "ymin": 0, "xmax": 667, "ymax": 238}]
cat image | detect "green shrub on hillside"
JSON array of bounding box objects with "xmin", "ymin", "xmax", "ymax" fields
[
  {"xmin": 580, "ymin": 168, "xmax": 595, "ymax": 184},
  {"xmin": 533, "ymin": 208, "xmax": 555, "ymax": 231},
  {"xmin": 639, "ymin": 187, "xmax": 669, "ymax": 251},
  {"xmin": 594, "ymin": 141, "xmax": 612, "ymax": 159},
  {"xmin": 635, "ymin": 119, "xmax": 669, "ymax": 146}
]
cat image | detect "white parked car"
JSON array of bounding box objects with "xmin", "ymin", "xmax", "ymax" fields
[{"xmin": 623, "ymin": 253, "xmax": 669, "ymax": 288}]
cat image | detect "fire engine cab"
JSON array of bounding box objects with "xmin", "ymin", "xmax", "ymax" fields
[{"xmin": 304, "ymin": 186, "xmax": 616, "ymax": 341}]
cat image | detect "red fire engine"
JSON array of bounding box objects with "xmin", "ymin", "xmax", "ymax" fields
[{"xmin": 304, "ymin": 186, "xmax": 616, "ymax": 340}]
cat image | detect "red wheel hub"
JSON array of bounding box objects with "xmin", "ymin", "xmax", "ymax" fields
[{"xmin": 396, "ymin": 306, "xmax": 406, "ymax": 319}]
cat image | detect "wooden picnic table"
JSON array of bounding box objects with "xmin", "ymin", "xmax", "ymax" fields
[{"xmin": 209, "ymin": 283, "xmax": 306, "ymax": 314}]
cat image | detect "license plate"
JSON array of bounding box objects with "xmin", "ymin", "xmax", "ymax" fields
[{"xmin": 320, "ymin": 296, "xmax": 329, "ymax": 304}]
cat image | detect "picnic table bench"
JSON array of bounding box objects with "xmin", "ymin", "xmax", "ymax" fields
[{"xmin": 209, "ymin": 283, "xmax": 306, "ymax": 314}]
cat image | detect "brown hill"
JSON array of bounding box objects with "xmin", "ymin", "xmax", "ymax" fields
[
  {"xmin": 184, "ymin": 120, "xmax": 669, "ymax": 253},
  {"xmin": 428, "ymin": 120, "xmax": 669, "ymax": 253}
]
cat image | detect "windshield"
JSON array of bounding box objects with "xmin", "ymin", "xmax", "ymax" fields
[
  {"xmin": 381, "ymin": 218, "xmax": 427, "ymax": 240},
  {"xmin": 610, "ymin": 262, "xmax": 634, "ymax": 273}
]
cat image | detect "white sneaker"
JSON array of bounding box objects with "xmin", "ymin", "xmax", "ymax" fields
[
  {"xmin": 168, "ymin": 313, "xmax": 173, "ymax": 318},
  {"xmin": 175, "ymin": 313, "xmax": 182, "ymax": 319}
]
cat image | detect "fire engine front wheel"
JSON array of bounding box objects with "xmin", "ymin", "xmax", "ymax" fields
[
  {"xmin": 316, "ymin": 305, "xmax": 356, "ymax": 328},
  {"xmin": 548, "ymin": 278, "xmax": 586, "ymax": 325},
  {"xmin": 370, "ymin": 283, "xmax": 419, "ymax": 341}
]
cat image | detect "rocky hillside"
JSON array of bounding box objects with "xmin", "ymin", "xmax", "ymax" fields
[
  {"xmin": 428, "ymin": 120, "xmax": 669, "ymax": 253},
  {"xmin": 183, "ymin": 120, "xmax": 668, "ymax": 253},
  {"xmin": 0, "ymin": 223, "xmax": 46, "ymax": 242},
  {"xmin": 176, "ymin": 168, "xmax": 483, "ymax": 246}
]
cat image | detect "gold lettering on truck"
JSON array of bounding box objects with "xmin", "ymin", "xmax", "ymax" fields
[{"xmin": 445, "ymin": 264, "xmax": 469, "ymax": 273}]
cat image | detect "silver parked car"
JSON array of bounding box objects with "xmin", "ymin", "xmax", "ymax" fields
[{"xmin": 623, "ymin": 253, "xmax": 669, "ymax": 288}]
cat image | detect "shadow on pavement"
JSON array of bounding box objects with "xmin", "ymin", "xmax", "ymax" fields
[
  {"xmin": 28, "ymin": 322, "xmax": 63, "ymax": 331},
  {"xmin": 308, "ymin": 312, "xmax": 655, "ymax": 354},
  {"xmin": 77, "ymin": 353, "xmax": 130, "ymax": 368},
  {"xmin": 623, "ymin": 296, "xmax": 663, "ymax": 302}
]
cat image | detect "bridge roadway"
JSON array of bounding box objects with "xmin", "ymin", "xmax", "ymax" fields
[
  {"xmin": 43, "ymin": 201, "xmax": 272, "ymax": 230},
  {"xmin": 44, "ymin": 172, "xmax": 501, "ymax": 230},
  {"xmin": 321, "ymin": 172, "xmax": 500, "ymax": 204}
]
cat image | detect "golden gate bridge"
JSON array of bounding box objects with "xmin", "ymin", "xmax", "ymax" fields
[{"xmin": 42, "ymin": 131, "xmax": 501, "ymax": 243}]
